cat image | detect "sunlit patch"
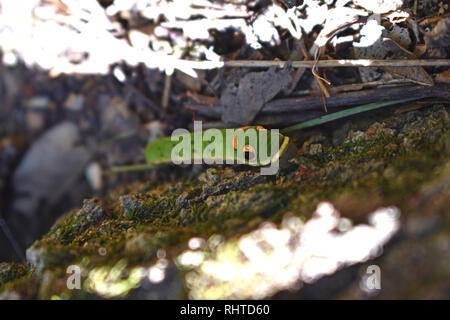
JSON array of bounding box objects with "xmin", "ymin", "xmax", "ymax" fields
[
  {"xmin": 177, "ymin": 251, "xmax": 205, "ymax": 268},
  {"xmin": 113, "ymin": 66, "xmax": 126, "ymax": 82},
  {"xmin": 148, "ymin": 258, "xmax": 169, "ymax": 284},
  {"xmin": 177, "ymin": 202, "xmax": 400, "ymax": 299},
  {"xmin": 354, "ymin": 19, "xmax": 384, "ymax": 48},
  {"xmin": 84, "ymin": 256, "xmax": 170, "ymax": 297},
  {"xmin": 85, "ymin": 259, "xmax": 144, "ymax": 298},
  {"xmin": 3, "ymin": 51, "xmax": 18, "ymax": 65},
  {"xmin": 188, "ymin": 237, "xmax": 206, "ymax": 250},
  {"xmin": 0, "ymin": 0, "xmax": 224, "ymax": 77},
  {"xmin": 148, "ymin": 266, "xmax": 165, "ymax": 283}
]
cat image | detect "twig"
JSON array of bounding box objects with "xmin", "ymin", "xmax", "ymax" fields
[
  {"xmin": 311, "ymin": 47, "xmax": 330, "ymax": 112},
  {"xmin": 222, "ymin": 59, "xmax": 450, "ymax": 68},
  {"xmin": 185, "ymin": 84, "xmax": 450, "ymax": 119},
  {"xmin": 329, "ymin": 78, "xmax": 413, "ymax": 93},
  {"xmin": 162, "ymin": 72, "xmax": 173, "ymax": 110},
  {"xmin": 419, "ymin": 13, "xmax": 450, "ymax": 26},
  {"xmin": 199, "ymin": 111, "xmax": 324, "ymax": 129},
  {"xmin": 261, "ymin": 84, "xmax": 450, "ymax": 114}
]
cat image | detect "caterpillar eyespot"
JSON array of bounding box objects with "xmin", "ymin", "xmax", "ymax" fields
[{"xmin": 243, "ymin": 144, "xmax": 257, "ymax": 161}]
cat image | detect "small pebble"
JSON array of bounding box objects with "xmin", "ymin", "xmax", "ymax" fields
[{"xmin": 85, "ymin": 162, "xmax": 102, "ymax": 191}]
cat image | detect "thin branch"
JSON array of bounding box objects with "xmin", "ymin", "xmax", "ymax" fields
[
  {"xmin": 261, "ymin": 84, "xmax": 450, "ymax": 114},
  {"xmin": 184, "ymin": 84, "xmax": 450, "ymax": 121},
  {"xmin": 162, "ymin": 72, "xmax": 173, "ymax": 110},
  {"xmin": 222, "ymin": 59, "xmax": 450, "ymax": 69}
]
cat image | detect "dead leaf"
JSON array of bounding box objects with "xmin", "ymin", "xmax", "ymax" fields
[
  {"xmin": 436, "ymin": 69, "xmax": 450, "ymax": 84},
  {"xmin": 425, "ymin": 18, "xmax": 450, "ymax": 58},
  {"xmin": 221, "ymin": 67, "xmax": 292, "ymax": 125}
]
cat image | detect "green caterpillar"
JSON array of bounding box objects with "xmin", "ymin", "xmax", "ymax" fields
[
  {"xmin": 146, "ymin": 126, "xmax": 293, "ymax": 167},
  {"xmin": 109, "ymin": 99, "xmax": 414, "ymax": 173}
]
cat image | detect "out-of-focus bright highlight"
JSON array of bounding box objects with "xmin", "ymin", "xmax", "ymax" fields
[{"xmin": 178, "ymin": 202, "xmax": 400, "ymax": 299}]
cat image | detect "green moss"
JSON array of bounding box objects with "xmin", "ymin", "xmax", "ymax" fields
[{"xmin": 0, "ymin": 263, "xmax": 31, "ymax": 289}]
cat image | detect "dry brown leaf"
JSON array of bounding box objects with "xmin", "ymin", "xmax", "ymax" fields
[{"xmin": 436, "ymin": 69, "xmax": 450, "ymax": 84}]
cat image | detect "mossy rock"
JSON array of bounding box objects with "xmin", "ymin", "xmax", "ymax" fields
[{"xmin": 1, "ymin": 105, "xmax": 449, "ymax": 299}]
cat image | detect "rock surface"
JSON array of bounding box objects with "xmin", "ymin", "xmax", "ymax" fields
[
  {"xmin": 9, "ymin": 122, "xmax": 91, "ymax": 245},
  {"xmin": 0, "ymin": 105, "xmax": 449, "ymax": 299}
]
